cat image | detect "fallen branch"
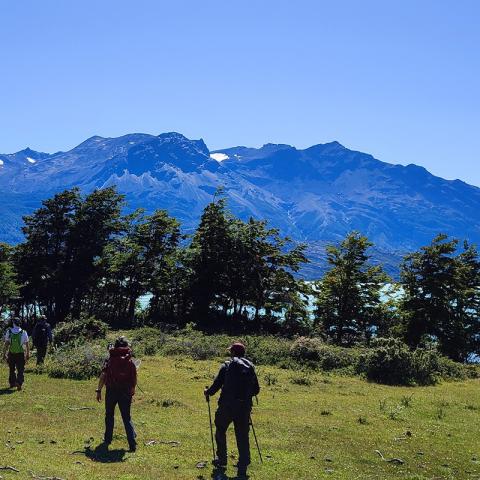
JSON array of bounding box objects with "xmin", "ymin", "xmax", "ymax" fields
[
  {"xmin": 375, "ymin": 450, "xmax": 405, "ymax": 465},
  {"xmin": 0, "ymin": 466, "xmax": 19, "ymax": 472},
  {"xmin": 67, "ymin": 406, "xmax": 94, "ymax": 411},
  {"xmin": 30, "ymin": 474, "xmax": 66, "ymax": 480}
]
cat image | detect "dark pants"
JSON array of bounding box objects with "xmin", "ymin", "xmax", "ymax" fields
[
  {"xmin": 215, "ymin": 402, "xmax": 251, "ymax": 468},
  {"xmin": 8, "ymin": 352, "xmax": 25, "ymax": 387},
  {"xmin": 104, "ymin": 388, "xmax": 136, "ymax": 448},
  {"xmin": 36, "ymin": 343, "xmax": 48, "ymax": 365}
]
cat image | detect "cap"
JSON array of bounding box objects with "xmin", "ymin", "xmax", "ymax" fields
[{"xmin": 229, "ymin": 342, "xmax": 246, "ymax": 357}]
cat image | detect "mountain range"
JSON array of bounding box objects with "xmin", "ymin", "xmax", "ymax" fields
[{"xmin": 1, "ymin": 132, "xmax": 479, "ymax": 278}]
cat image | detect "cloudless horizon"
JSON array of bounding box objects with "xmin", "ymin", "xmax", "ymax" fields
[{"xmin": 1, "ymin": 1, "xmax": 479, "ymax": 185}]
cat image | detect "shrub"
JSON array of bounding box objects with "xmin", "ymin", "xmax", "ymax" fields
[
  {"xmin": 290, "ymin": 373, "xmax": 313, "ymax": 386},
  {"xmin": 243, "ymin": 336, "xmax": 292, "ymax": 366},
  {"xmin": 437, "ymin": 356, "xmax": 479, "ymax": 380},
  {"xmin": 290, "ymin": 336, "xmax": 324, "ymax": 361},
  {"xmin": 54, "ymin": 316, "xmax": 108, "ymax": 346},
  {"xmin": 358, "ymin": 338, "xmax": 421, "ymax": 385},
  {"xmin": 47, "ymin": 342, "xmax": 106, "ymax": 380},
  {"xmin": 128, "ymin": 327, "xmax": 167, "ymax": 357},
  {"xmin": 163, "ymin": 331, "xmax": 222, "ymax": 360},
  {"xmin": 358, "ymin": 338, "xmax": 444, "ymax": 386},
  {"xmin": 290, "ymin": 336, "xmax": 359, "ymax": 371}
]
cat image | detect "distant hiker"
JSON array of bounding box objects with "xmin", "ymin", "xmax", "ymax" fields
[
  {"xmin": 2, "ymin": 317, "xmax": 30, "ymax": 391},
  {"xmin": 96, "ymin": 336, "xmax": 137, "ymax": 452},
  {"xmin": 32, "ymin": 316, "xmax": 53, "ymax": 365},
  {"xmin": 204, "ymin": 342, "xmax": 260, "ymax": 479}
]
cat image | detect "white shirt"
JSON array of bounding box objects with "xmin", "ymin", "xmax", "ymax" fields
[{"xmin": 4, "ymin": 326, "xmax": 29, "ymax": 345}]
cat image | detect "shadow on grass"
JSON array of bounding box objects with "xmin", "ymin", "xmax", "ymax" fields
[
  {"xmin": 211, "ymin": 467, "xmax": 248, "ymax": 480},
  {"xmin": 83, "ymin": 443, "xmax": 127, "ymax": 463},
  {"xmin": 0, "ymin": 388, "xmax": 16, "ymax": 396}
]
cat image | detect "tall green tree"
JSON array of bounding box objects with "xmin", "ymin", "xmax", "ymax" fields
[
  {"xmin": 187, "ymin": 196, "xmax": 234, "ymax": 325},
  {"xmin": 15, "ymin": 187, "xmax": 124, "ymax": 324},
  {"xmin": 0, "ymin": 243, "xmax": 19, "ymax": 316},
  {"xmin": 93, "ymin": 209, "xmax": 181, "ymax": 327},
  {"xmin": 401, "ymin": 235, "xmax": 480, "ymax": 361},
  {"xmin": 187, "ymin": 194, "xmax": 308, "ymax": 331},
  {"xmin": 314, "ymin": 232, "xmax": 388, "ymax": 345}
]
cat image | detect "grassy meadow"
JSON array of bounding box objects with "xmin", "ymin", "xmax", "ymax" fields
[{"xmin": 0, "ymin": 351, "xmax": 479, "ymax": 480}]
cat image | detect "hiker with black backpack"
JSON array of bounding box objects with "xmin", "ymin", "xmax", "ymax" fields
[
  {"xmin": 204, "ymin": 342, "xmax": 260, "ymax": 479},
  {"xmin": 32, "ymin": 316, "xmax": 53, "ymax": 365},
  {"xmin": 96, "ymin": 336, "xmax": 137, "ymax": 452},
  {"xmin": 2, "ymin": 317, "xmax": 30, "ymax": 391}
]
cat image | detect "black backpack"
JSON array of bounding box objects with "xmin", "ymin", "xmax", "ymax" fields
[
  {"xmin": 34, "ymin": 323, "xmax": 49, "ymax": 346},
  {"xmin": 223, "ymin": 357, "xmax": 256, "ymax": 402}
]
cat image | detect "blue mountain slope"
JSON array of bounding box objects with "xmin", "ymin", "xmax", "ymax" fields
[{"xmin": 1, "ymin": 132, "xmax": 479, "ymax": 277}]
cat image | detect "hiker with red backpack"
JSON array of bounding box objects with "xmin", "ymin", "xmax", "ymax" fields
[
  {"xmin": 204, "ymin": 342, "xmax": 260, "ymax": 479},
  {"xmin": 96, "ymin": 336, "xmax": 137, "ymax": 452},
  {"xmin": 3, "ymin": 317, "xmax": 30, "ymax": 391}
]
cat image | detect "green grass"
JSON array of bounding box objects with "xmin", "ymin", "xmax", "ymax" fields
[{"xmin": 1, "ymin": 355, "xmax": 479, "ymax": 479}]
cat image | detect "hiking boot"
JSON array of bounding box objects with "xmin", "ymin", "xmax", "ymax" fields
[
  {"xmin": 16, "ymin": 384, "xmax": 22, "ymax": 391},
  {"xmin": 212, "ymin": 458, "xmax": 227, "ymax": 469},
  {"xmin": 237, "ymin": 466, "xmax": 248, "ymax": 479}
]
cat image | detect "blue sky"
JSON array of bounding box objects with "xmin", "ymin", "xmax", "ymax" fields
[{"xmin": 0, "ymin": 0, "xmax": 479, "ymax": 185}]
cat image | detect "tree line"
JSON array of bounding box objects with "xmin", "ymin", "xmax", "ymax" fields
[{"xmin": 0, "ymin": 187, "xmax": 479, "ymax": 363}]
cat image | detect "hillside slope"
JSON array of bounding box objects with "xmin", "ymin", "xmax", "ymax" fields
[{"xmin": 0, "ymin": 355, "xmax": 479, "ymax": 479}]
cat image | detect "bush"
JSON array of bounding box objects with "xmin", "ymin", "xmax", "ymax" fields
[
  {"xmin": 358, "ymin": 338, "xmax": 441, "ymax": 386},
  {"xmin": 290, "ymin": 336, "xmax": 360, "ymax": 371},
  {"xmin": 54, "ymin": 316, "xmax": 108, "ymax": 346},
  {"xmin": 242, "ymin": 335, "xmax": 292, "ymax": 366},
  {"xmin": 128, "ymin": 327, "xmax": 167, "ymax": 356},
  {"xmin": 290, "ymin": 373, "xmax": 313, "ymax": 386},
  {"xmin": 163, "ymin": 329, "xmax": 224, "ymax": 360},
  {"xmin": 47, "ymin": 343, "xmax": 106, "ymax": 380},
  {"xmin": 437, "ymin": 356, "xmax": 480, "ymax": 380},
  {"xmin": 290, "ymin": 337, "xmax": 324, "ymax": 361}
]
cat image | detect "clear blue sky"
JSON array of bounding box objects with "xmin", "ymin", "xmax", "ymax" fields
[{"xmin": 1, "ymin": 0, "xmax": 479, "ymax": 184}]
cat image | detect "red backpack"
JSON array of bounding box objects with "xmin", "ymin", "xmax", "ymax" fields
[{"xmin": 105, "ymin": 347, "xmax": 137, "ymax": 395}]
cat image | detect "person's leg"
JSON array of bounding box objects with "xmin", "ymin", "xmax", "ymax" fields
[
  {"xmin": 104, "ymin": 388, "xmax": 117, "ymax": 445},
  {"xmin": 214, "ymin": 404, "xmax": 232, "ymax": 467},
  {"xmin": 15, "ymin": 353, "xmax": 25, "ymax": 388},
  {"xmin": 7, "ymin": 353, "xmax": 16, "ymax": 388},
  {"xmin": 233, "ymin": 407, "xmax": 251, "ymax": 475},
  {"xmin": 117, "ymin": 391, "xmax": 136, "ymax": 450},
  {"xmin": 36, "ymin": 344, "xmax": 47, "ymax": 365}
]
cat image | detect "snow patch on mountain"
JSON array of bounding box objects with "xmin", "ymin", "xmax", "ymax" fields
[{"xmin": 210, "ymin": 153, "xmax": 229, "ymax": 162}]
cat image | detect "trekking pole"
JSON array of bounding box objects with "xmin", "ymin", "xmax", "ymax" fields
[
  {"xmin": 249, "ymin": 414, "xmax": 263, "ymax": 463},
  {"xmin": 206, "ymin": 387, "xmax": 215, "ymax": 462}
]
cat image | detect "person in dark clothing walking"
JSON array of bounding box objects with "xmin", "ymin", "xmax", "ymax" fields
[
  {"xmin": 96, "ymin": 337, "xmax": 137, "ymax": 452},
  {"xmin": 32, "ymin": 316, "xmax": 53, "ymax": 365},
  {"xmin": 204, "ymin": 342, "xmax": 260, "ymax": 479},
  {"xmin": 2, "ymin": 317, "xmax": 30, "ymax": 390}
]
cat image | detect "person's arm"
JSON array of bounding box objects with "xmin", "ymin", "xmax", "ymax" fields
[
  {"xmin": 3, "ymin": 331, "xmax": 10, "ymax": 362},
  {"xmin": 24, "ymin": 341, "xmax": 30, "ymax": 362},
  {"xmin": 204, "ymin": 363, "xmax": 226, "ymax": 400},
  {"xmin": 31, "ymin": 324, "xmax": 37, "ymax": 346},
  {"xmin": 252, "ymin": 368, "xmax": 260, "ymax": 397},
  {"xmin": 96, "ymin": 371, "xmax": 107, "ymax": 402},
  {"xmin": 22, "ymin": 331, "xmax": 30, "ymax": 362}
]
